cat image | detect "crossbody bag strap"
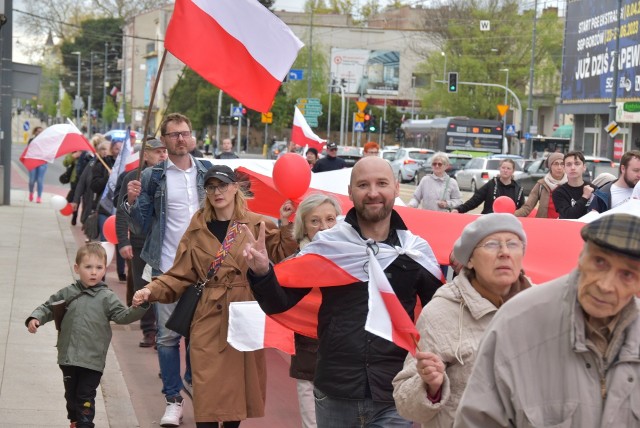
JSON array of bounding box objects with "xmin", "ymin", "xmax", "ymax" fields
[
  {"xmin": 66, "ymin": 290, "xmax": 85, "ymax": 306},
  {"xmin": 440, "ymin": 176, "xmax": 450, "ymax": 200},
  {"xmin": 202, "ymin": 220, "xmax": 241, "ymax": 283}
]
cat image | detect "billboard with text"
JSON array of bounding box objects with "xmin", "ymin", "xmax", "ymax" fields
[
  {"xmin": 330, "ymin": 48, "xmax": 400, "ymax": 96},
  {"xmin": 562, "ymin": 0, "xmax": 640, "ymax": 102}
]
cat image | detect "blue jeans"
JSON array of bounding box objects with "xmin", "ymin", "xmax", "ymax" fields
[
  {"xmin": 28, "ymin": 164, "xmax": 47, "ymax": 197},
  {"xmin": 155, "ymin": 301, "xmax": 191, "ymax": 398},
  {"xmin": 314, "ymin": 388, "xmax": 411, "ymax": 428}
]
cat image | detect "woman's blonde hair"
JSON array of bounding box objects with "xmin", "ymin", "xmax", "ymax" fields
[
  {"xmin": 292, "ymin": 193, "xmax": 342, "ymax": 242},
  {"xmin": 430, "ymin": 152, "xmax": 450, "ymax": 166},
  {"xmin": 202, "ymin": 182, "xmax": 249, "ymax": 221}
]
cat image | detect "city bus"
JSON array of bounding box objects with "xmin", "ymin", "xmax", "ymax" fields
[{"xmin": 400, "ymin": 117, "xmax": 504, "ymax": 154}]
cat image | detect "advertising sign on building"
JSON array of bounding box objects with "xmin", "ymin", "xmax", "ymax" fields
[
  {"xmin": 561, "ymin": 0, "xmax": 640, "ymax": 102},
  {"xmin": 330, "ymin": 48, "xmax": 400, "ymax": 96}
]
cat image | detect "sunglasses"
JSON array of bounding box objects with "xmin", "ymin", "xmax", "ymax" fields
[{"xmin": 432, "ymin": 162, "xmax": 444, "ymax": 167}]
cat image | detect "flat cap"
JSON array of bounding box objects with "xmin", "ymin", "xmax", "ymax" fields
[
  {"xmin": 581, "ymin": 213, "xmax": 640, "ymax": 259},
  {"xmin": 144, "ymin": 138, "xmax": 165, "ymax": 150}
]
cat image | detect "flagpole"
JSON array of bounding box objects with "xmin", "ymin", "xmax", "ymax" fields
[{"xmin": 137, "ymin": 49, "xmax": 168, "ymax": 179}]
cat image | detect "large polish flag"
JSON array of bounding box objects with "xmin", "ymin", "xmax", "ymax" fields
[
  {"xmin": 165, "ymin": 0, "xmax": 304, "ymax": 113},
  {"xmin": 291, "ymin": 107, "xmax": 326, "ymax": 152},
  {"xmin": 124, "ymin": 151, "xmax": 140, "ymax": 172},
  {"xmin": 228, "ymin": 301, "xmax": 295, "ymax": 355},
  {"xmin": 20, "ymin": 123, "xmax": 94, "ymax": 170}
]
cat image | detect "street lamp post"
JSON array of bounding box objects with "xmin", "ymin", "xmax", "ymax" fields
[
  {"xmin": 441, "ymin": 52, "xmax": 447, "ymax": 82},
  {"xmin": 411, "ymin": 75, "xmax": 416, "ymax": 120},
  {"xmin": 88, "ymin": 52, "xmax": 98, "ymax": 137},
  {"xmin": 500, "ymin": 68, "xmax": 509, "ymax": 152},
  {"xmin": 71, "ymin": 51, "xmax": 81, "ymax": 128},
  {"xmin": 102, "ymin": 42, "xmax": 108, "ymax": 129}
]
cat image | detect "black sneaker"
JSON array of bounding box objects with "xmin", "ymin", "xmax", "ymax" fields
[{"xmin": 118, "ymin": 274, "xmax": 126, "ymax": 283}]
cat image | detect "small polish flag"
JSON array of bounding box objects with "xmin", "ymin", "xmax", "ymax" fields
[
  {"xmin": 228, "ymin": 301, "xmax": 295, "ymax": 354},
  {"xmin": 164, "ymin": 0, "xmax": 303, "ymax": 113},
  {"xmin": 291, "ymin": 107, "xmax": 326, "ymax": 152},
  {"xmin": 124, "ymin": 151, "xmax": 140, "ymax": 172},
  {"xmin": 20, "ymin": 122, "xmax": 94, "ymax": 170}
]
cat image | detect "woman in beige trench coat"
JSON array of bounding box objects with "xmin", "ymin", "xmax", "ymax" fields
[{"xmin": 134, "ymin": 165, "xmax": 298, "ymax": 427}]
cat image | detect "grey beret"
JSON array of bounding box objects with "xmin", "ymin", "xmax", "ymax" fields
[{"xmin": 453, "ymin": 213, "xmax": 527, "ymax": 265}]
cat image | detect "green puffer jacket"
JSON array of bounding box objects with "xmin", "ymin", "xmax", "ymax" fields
[{"xmin": 26, "ymin": 281, "xmax": 149, "ymax": 372}]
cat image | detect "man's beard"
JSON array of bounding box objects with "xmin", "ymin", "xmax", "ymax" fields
[
  {"xmin": 354, "ymin": 198, "xmax": 394, "ymax": 223},
  {"xmin": 624, "ymin": 172, "xmax": 638, "ymax": 188}
]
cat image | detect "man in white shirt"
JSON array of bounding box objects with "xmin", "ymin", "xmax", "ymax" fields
[
  {"xmin": 124, "ymin": 113, "xmax": 211, "ymax": 426},
  {"xmin": 591, "ymin": 150, "xmax": 640, "ymax": 212}
]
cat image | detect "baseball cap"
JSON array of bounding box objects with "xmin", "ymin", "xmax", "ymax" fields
[
  {"xmin": 326, "ymin": 142, "xmax": 338, "ymax": 150},
  {"xmin": 204, "ymin": 165, "xmax": 237, "ymax": 184}
]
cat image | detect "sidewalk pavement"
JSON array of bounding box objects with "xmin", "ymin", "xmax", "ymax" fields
[{"xmin": 0, "ymin": 189, "xmax": 138, "ymax": 427}]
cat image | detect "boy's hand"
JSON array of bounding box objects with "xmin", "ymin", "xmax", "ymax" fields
[{"xmin": 27, "ymin": 319, "xmax": 40, "ymax": 333}]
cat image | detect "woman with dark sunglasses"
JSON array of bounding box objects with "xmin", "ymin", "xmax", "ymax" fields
[{"xmin": 408, "ymin": 152, "xmax": 462, "ymax": 211}]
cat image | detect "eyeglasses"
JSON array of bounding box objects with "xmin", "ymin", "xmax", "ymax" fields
[
  {"xmin": 204, "ymin": 183, "xmax": 230, "ymax": 194},
  {"xmin": 307, "ymin": 217, "xmax": 337, "ymax": 229},
  {"xmin": 163, "ymin": 131, "xmax": 192, "ymax": 140},
  {"xmin": 476, "ymin": 240, "xmax": 523, "ymax": 253},
  {"xmin": 366, "ymin": 151, "xmax": 379, "ymax": 155},
  {"xmin": 432, "ymin": 162, "xmax": 444, "ymax": 167}
]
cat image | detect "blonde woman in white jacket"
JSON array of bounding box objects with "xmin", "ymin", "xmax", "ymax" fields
[
  {"xmin": 392, "ymin": 214, "xmax": 532, "ymax": 427},
  {"xmin": 408, "ymin": 152, "xmax": 462, "ymax": 211}
]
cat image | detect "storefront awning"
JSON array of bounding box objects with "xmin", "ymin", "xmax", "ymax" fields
[{"xmin": 552, "ymin": 124, "xmax": 573, "ymax": 138}]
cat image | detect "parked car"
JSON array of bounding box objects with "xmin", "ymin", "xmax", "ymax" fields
[
  {"xmin": 584, "ymin": 155, "xmax": 614, "ymax": 180},
  {"xmin": 389, "ymin": 148, "xmax": 434, "ymax": 183},
  {"xmin": 380, "ymin": 148, "xmax": 398, "ymax": 161},
  {"xmin": 268, "ymin": 140, "xmax": 288, "ymax": 159},
  {"xmin": 337, "ymin": 145, "xmax": 362, "ymax": 167},
  {"xmin": 455, "ymin": 157, "xmax": 525, "ymax": 192},
  {"xmin": 414, "ymin": 153, "xmax": 472, "ymax": 184},
  {"xmin": 105, "ymin": 129, "xmax": 143, "ymax": 143},
  {"xmin": 515, "ymin": 158, "xmax": 548, "ymax": 196}
]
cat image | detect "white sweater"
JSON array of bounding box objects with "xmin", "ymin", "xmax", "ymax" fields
[{"xmin": 409, "ymin": 174, "xmax": 462, "ymax": 211}]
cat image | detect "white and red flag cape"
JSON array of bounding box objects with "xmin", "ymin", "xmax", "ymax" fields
[
  {"xmin": 269, "ymin": 221, "xmax": 442, "ymax": 356},
  {"xmin": 19, "ymin": 122, "xmax": 93, "ymax": 170},
  {"xmin": 291, "ymin": 107, "xmax": 326, "ymax": 152},
  {"xmin": 227, "ymin": 301, "xmax": 295, "ymax": 354},
  {"xmin": 165, "ymin": 0, "xmax": 303, "ymax": 113}
]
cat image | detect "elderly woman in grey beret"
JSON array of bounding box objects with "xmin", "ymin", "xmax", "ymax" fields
[{"xmin": 392, "ymin": 214, "xmax": 532, "ymax": 427}]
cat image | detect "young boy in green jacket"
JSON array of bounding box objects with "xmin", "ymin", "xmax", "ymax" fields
[{"xmin": 26, "ymin": 242, "xmax": 149, "ymax": 428}]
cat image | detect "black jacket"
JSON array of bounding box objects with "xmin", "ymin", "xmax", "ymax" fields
[
  {"xmin": 552, "ymin": 181, "xmax": 593, "ymax": 219},
  {"xmin": 248, "ymin": 208, "xmax": 442, "ymax": 402},
  {"xmin": 455, "ymin": 177, "xmax": 524, "ymax": 214}
]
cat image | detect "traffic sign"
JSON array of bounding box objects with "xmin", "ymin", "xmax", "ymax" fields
[
  {"xmin": 505, "ymin": 124, "xmax": 516, "ymax": 136},
  {"xmin": 288, "ymin": 69, "xmax": 304, "ymax": 80},
  {"xmin": 306, "ymin": 118, "xmax": 319, "ymax": 127},
  {"xmin": 497, "ymin": 104, "xmax": 509, "ymax": 116},
  {"xmin": 261, "ymin": 112, "xmax": 273, "ymax": 124},
  {"xmin": 232, "ymin": 106, "xmax": 244, "ymax": 117},
  {"xmin": 356, "ymin": 101, "xmax": 368, "ymax": 112},
  {"xmin": 524, "ymin": 133, "xmax": 531, "ymax": 139},
  {"xmin": 354, "ymin": 122, "xmax": 364, "ymax": 132},
  {"xmin": 23, "ymin": 121, "xmax": 30, "ymax": 131},
  {"xmin": 355, "ymin": 112, "xmax": 365, "ymax": 122},
  {"xmin": 605, "ymin": 120, "xmax": 620, "ymax": 137}
]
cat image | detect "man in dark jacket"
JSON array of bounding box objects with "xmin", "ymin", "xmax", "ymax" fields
[
  {"xmin": 312, "ymin": 141, "xmax": 346, "ymax": 172},
  {"xmin": 115, "ymin": 139, "xmax": 168, "ymax": 347},
  {"xmin": 245, "ymin": 156, "xmax": 442, "ymax": 427}
]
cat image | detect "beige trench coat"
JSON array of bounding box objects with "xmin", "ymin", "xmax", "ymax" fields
[{"xmin": 147, "ymin": 209, "xmax": 298, "ymax": 422}]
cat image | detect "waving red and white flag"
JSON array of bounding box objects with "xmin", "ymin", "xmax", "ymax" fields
[
  {"xmin": 291, "ymin": 107, "xmax": 326, "ymax": 152},
  {"xmin": 165, "ymin": 0, "xmax": 303, "ymax": 113},
  {"xmin": 19, "ymin": 123, "xmax": 93, "ymax": 170},
  {"xmin": 228, "ymin": 301, "xmax": 295, "ymax": 354},
  {"xmin": 124, "ymin": 151, "xmax": 140, "ymax": 172}
]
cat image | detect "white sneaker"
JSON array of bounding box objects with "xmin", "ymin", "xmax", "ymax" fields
[{"xmin": 160, "ymin": 399, "xmax": 184, "ymax": 427}]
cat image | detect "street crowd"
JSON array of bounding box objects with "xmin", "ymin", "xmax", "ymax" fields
[{"xmin": 23, "ymin": 112, "xmax": 640, "ymax": 428}]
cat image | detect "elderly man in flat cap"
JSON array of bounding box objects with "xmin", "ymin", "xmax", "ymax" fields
[{"xmin": 454, "ymin": 213, "xmax": 640, "ymax": 428}]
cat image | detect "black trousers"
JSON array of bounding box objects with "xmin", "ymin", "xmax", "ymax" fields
[
  {"xmin": 60, "ymin": 365, "xmax": 103, "ymax": 428},
  {"xmin": 131, "ymin": 243, "xmax": 156, "ymax": 335}
]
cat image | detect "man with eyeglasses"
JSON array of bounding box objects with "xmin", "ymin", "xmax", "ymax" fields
[
  {"xmin": 312, "ymin": 141, "xmax": 346, "ymax": 172},
  {"xmin": 123, "ymin": 112, "xmax": 211, "ymax": 426},
  {"xmin": 455, "ymin": 213, "xmax": 640, "ymax": 427},
  {"xmin": 245, "ymin": 156, "xmax": 443, "ymax": 427}
]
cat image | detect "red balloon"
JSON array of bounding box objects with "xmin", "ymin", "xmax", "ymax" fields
[
  {"xmin": 493, "ymin": 196, "xmax": 516, "ymax": 214},
  {"xmin": 60, "ymin": 203, "xmax": 74, "ymax": 216},
  {"xmin": 103, "ymin": 215, "xmax": 118, "ymax": 244},
  {"xmin": 272, "ymin": 153, "xmax": 311, "ymax": 200}
]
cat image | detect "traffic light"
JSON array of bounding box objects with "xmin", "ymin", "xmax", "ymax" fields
[
  {"xmin": 363, "ymin": 113, "xmax": 371, "ymax": 130},
  {"xmin": 368, "ymin": 115, "xmax": 377, "ymax": 133},
  {"xmin": 381, "ymin": 120, "xmax": 388, "ymax": 134},
  {"xmin": 448, "ymin": 72, "xmax": 458, "ymax": 93}
]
